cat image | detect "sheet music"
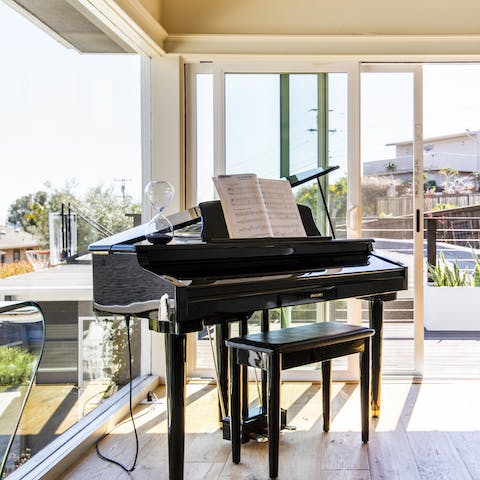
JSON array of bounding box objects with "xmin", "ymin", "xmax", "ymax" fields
[
  {"xmin": 258, "ymin": 178, "xmax": 306, "ymax": 237},
  {"xmin": 213, "ymin": 174, "xmax": 272, "ymax": 238},
  {"xmin": 213, "ymin": 174, "xmax": 307, "ymax": 238}
]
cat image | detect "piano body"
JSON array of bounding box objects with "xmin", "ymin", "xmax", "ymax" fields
[{"xmin": 90, "ymin": 203, "xmax": 407, "ymax": 480}]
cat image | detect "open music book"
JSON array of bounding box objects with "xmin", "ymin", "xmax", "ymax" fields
[{"xmin": 213, "ymin": 174, "xmax": 307, "ymax": 238}]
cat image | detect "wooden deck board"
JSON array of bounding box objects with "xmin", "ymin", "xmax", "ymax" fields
[{"xmin": 197, "ymin": 322, "xmax": 480, "ymax": 377}]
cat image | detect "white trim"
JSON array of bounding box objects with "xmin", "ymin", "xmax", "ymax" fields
[
  {"xmin": 149, "ymin": 55, "xmax": 186, "ymax": 213},
  {"xmin": 67, "ymin": 0, "xmax": 166, "ymax": 56},
  {"xmin": 185, "ymin": 65, "xmax": 198, "ymax": 207},
  {"xmin": 347, "ymin": 62, "xmax": 361, "ymax": 238},
  {"xmin": 184, "ymin": 63, "xmax": 215, "ymax": 206},
  {"xmin": 140, "ymin": 55, "xmax": 152, "ymax": 222},
  {"xmin": 213, "ymin": 64, "xmax": 225, "ymax": 177},
  {"xmin": 413, "ymin": 66, "xmax": 425, "ymax": 376},
  {"xmin": 165, "ymin": 34, "xmax": 480, "ymax": 57}
]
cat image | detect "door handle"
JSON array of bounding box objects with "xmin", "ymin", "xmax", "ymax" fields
[{"xmin": 347, "ymin": 205, "xmax": 358, "ymax": 231}]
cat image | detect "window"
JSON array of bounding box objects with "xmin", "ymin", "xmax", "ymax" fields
[
  {"xmin": 186, "ymin": 63, "xmax": 354, "ymax": 379},
  {"xmin": 0, "ymin": 2, "xmax": 143, "ymax": 475}
]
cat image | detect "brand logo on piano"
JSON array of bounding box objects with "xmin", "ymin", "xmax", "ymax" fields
[{"xmin": 310, "ymin": 292, "xmax": 325, "ymax": 298}]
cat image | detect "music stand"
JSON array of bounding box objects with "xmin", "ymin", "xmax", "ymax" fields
[{"xmin": 285, "ymin": 165, "xmax": 340, "ymax": 239}]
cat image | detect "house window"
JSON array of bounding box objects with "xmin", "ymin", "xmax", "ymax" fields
[{"xmin": 13, "ymin": 249, "xmax": 20, "ymax": 262}]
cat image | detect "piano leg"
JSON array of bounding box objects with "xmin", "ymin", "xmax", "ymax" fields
[
  {"xmin": 165, "ymin": 332, "xmax": 186, "ymax": 480},
  {"xmin": 240, "ymin": 319, "xmax": 249, "ymax": 421},
  {"xmin": 261, "ymin": 310, "xmax": 269, "ymax": 416},
  {"xmin": 368, "ymin": 293, "xmax": 396, "ymax": 417},
  {"xmin": 215, "ymin": 323, "xmax": 229, "ymax": 422}
]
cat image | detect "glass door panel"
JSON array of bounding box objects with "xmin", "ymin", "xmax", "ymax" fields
[
  {"xmin": 224, "ymin": 71, "xmax": 351, "ymax": 377},
  {"xmin": 195, "ymin": 74, "xmax": 214, "ymax": 204},
  {"xmin": 187, "ymin": 66, "xmax": 353, "ymax": 378},
  {"xmin": 423, "ymin": 64, "xmax": 480, "ymax": 377},
  {"xmin": 361, "ymin": 68, "xmax": 420, "ymax": 374},
  {"xmin": 225, "ymin": 74, "xmax": 280, "ymax": 177}
]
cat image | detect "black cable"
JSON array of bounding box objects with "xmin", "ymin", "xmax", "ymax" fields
[{"xmin": 95, "ymin": 316, "xmax": 139, "ymax": 472}]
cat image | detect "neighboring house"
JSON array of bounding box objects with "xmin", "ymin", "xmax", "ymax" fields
[
  {"xmin": 0, "ymin": 226, "xmax": 42, "ymax": 264},
  {"xmin": 363, "ymin": 130, "xmax": 480, "ymax": 189}
]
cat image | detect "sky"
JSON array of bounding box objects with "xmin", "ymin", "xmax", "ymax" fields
[
  {"xmin": 209, "ymin": 66, "xmax": 480, "ymax": 206},
  {"xmin": 0, "ymin": 1, "xmax": 142, "ymax": 224}
]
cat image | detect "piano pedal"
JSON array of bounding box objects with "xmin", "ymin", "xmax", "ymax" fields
[
  {"xmin": 251, "ymin": 433, "xmax": 269, "ymax": 443},
  {"xmin": 283, "ymin": 424, "xmax": 297, "ymax": 431}
]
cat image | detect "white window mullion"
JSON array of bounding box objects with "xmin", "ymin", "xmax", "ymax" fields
[{"xmin": 413, "ymin": 66, "xmax": 424, "ymax": 376}]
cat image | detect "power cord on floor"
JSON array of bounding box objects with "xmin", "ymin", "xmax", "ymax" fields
[{"xmin": 95, "ymin": 315, "xmax": 139, "ymax": 472}]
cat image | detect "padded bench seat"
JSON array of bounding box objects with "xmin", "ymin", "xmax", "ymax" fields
[{"xmin": 226, "ymin": 321, "xmax": 374, "ymax": 479}]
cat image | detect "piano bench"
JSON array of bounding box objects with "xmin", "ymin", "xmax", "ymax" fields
[{"xmin": 226, "ymin": 322, "xmax": 374, "ymax": 480}]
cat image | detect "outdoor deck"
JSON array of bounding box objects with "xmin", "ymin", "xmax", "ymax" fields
[{"xmin": 197, "ymin": 320, "xmax": 480, "ymax": 378}]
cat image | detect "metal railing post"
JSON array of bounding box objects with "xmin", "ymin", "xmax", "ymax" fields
[{"xmin": 426, "ymin": 217, "xmax": 437, "ymax": 282}]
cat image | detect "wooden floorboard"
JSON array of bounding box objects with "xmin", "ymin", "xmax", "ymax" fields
[{"xmin": 61, "ymin": 380, "xmax": 480, "ymax": 480}]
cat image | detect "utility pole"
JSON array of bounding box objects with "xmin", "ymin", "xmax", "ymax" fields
[
  {"xmin": 114, "ymin": 178, "xmax": 132, "ymax": 200},
  {"xmin": 465, "ymin": 129, "xmax": 480, "ymax": 191}
]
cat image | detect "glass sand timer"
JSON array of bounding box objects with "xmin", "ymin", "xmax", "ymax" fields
[{"xmin": 144, "ymin": 180, "xmax": 174, "ymax": 244}]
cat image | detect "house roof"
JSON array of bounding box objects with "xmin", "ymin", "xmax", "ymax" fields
[
  {"xmin": 0, "ymin": 263, "xmax": 92, "ymax": 301},
  {"xmin": 0, "ymin": 226, "xmax": 42, "ymax": 250}
]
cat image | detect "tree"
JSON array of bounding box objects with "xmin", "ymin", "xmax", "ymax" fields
[
  {"xmin": 328, "ymin": 176, "xmax": 347, "ymax": 220},
  {"xmin": 294, "ymin": 176, "xmax": 347, "ymax": 225},
  {"xmin": 77, "ymin": 185, "xmax": 141, "ymax": 251},
  {"xmin": 361, "ymin": 177, "xmax": 390, "ymax": 217},
  {"xmin": 7, "ymin": 182, "xmax": 141, "ymax": 253},
  {"xmin": 7, "ymin": 191, "xmax": 48, "ymax": 233}
]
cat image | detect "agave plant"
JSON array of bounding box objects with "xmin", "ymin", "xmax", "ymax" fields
[
  {"xmin": 472, "ymin": 250, "xmax": 480, "ymax": 287},
  {"xmin": 428, "ymin": 251, "xmax": 473, "ymax": 287}
]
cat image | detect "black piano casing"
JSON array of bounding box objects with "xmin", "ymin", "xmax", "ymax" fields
[{"xmin": 92, "ymin": 252, "xmax": 175, "ymax": 317}]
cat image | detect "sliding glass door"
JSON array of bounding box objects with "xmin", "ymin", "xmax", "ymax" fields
[
  {"xmin": 360, "ymin": 65, "xmax": 424, "ymax": 376},
  {"xmin": 187, "ymin": 60, "xmax": 480, "ymax": 381},
  {"xmin": 186, "ymin": 62, "xmax": 359, "ymax": 380}
]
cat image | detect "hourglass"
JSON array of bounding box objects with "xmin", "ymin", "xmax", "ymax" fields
[{"xmin": 144, "ymin": 180, "xmax": 174, "ymax": 244}]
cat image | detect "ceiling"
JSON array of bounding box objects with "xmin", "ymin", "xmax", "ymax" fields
[
  {"xmin": 7, "ymin": 0, "xmax": 132, "ymax": 53},
  {"xmin": 7, "ymin": 0, "xmax": 480, "ymax": 57}
]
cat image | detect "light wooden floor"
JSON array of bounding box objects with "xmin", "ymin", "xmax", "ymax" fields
[{"xmin": 61, "ymin": 380, "xmax": 480, "ymax": 480}]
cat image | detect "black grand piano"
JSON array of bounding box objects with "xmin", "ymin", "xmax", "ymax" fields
[{"xmin": 90, "ymin": 184, "xmax": 407, "ymax": 480}]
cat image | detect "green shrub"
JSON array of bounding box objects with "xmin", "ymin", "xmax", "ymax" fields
[
  {"xmin": 428, "ymin": 250, "xmax": 480, "ymax": 287},
  {"xmin": 0, "ymin": 347, "xmax": 36, "ymax": 385},
  {"xmin": 432, "ymin": 203, "xmax": 456, "ymax": 211}
]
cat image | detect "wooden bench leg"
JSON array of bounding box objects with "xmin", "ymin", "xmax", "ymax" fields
[
  {"xmin": 360, "ymin": 338, "xmax": 370, "ymax": 443},
  {"xmin": 268, "ymin": 352, "xmax": 281, "ymax": 479},
  {"xmin": 321, "ymin": 360, "xmax": 331, "ymax": 432},
  {"xmin": 230, "ymin": 347, "xmax": 241, "ymax": 464}
]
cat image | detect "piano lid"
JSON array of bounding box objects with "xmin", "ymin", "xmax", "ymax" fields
[
  {"xmin": 134, "ymin": 237, "xmax": 375, "ymax": 279},
  {"xmin": 89, "ymin": 206, "xmax": 201, "ymax": 252}
]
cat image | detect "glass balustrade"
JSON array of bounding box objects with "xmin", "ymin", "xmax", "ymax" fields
[{"xmin": 0, "ymin": 302, "xmax": 45, "ymax": 478}]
